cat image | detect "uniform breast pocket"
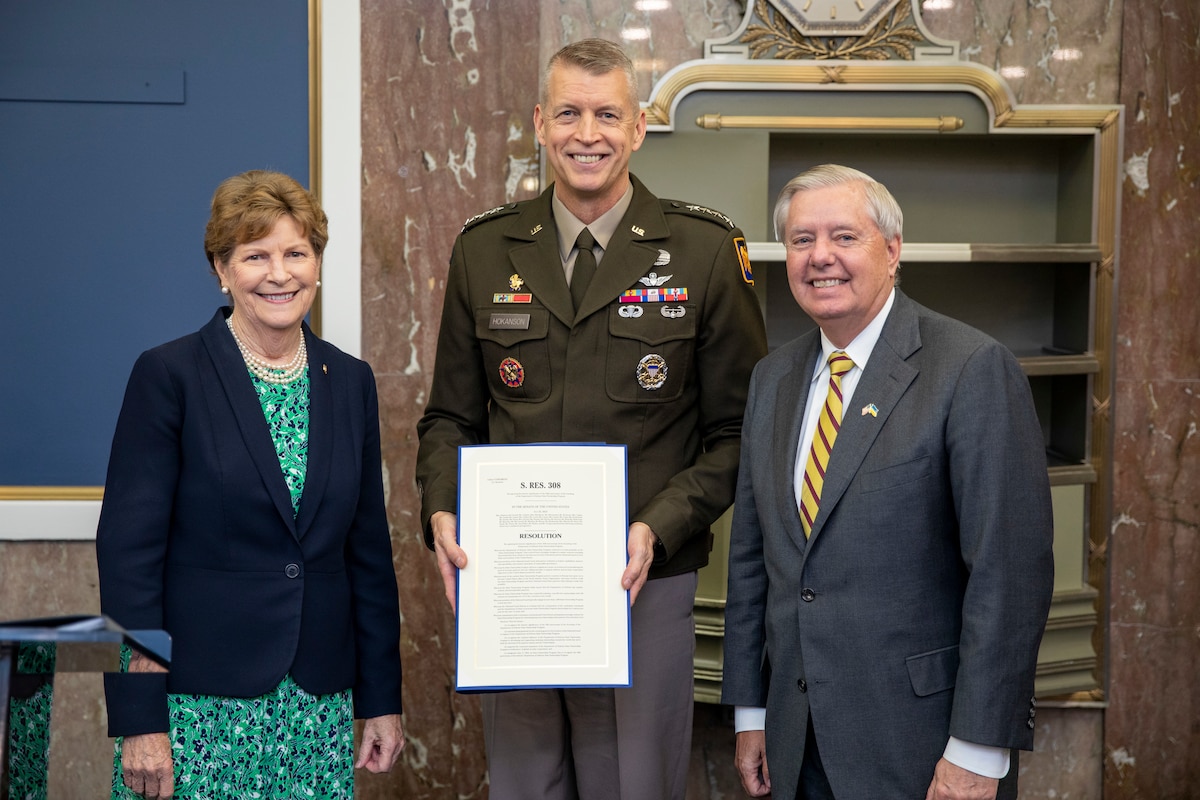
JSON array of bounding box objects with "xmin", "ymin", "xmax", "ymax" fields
[
  {"xmin": 606, "ymin": 305, "xmax": 696, "ymax": 403},
  {"xmin": 475, "ymin": 308, "xmax": 552, "ymax": 402}
]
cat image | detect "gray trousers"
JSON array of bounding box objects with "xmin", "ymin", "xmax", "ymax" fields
[{"xmin": 482, "ymin": 571, "xmax": 698, "ymax": 800}]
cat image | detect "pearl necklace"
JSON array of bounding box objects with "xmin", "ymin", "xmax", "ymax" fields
[{"xmin": 226, "ymin": 317, "xmax": 308, "ymax": 385}]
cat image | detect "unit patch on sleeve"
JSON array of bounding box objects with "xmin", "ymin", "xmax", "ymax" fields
[{"xmin": 734, "ymin": 236, "xmax": 754, "ymax": 285}]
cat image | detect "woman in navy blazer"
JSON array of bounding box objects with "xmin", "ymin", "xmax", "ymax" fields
[{"xmin": 97, "ymin": 171, "xmax": 404, "ymax": 799}]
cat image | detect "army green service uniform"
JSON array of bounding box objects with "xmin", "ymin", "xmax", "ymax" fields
[{"xmin": 416, "ymin": 175, "xmax": 767, "ymax": 800}]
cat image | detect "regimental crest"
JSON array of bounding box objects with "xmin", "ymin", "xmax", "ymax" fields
[{"xmin": 499, "ymin": 357, "xmax": 525, "ymax": 388}]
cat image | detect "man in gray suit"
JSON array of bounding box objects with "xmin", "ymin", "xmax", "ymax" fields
[{"xmin": 722, "ymin": 164, "xmax": 1054, "ymax": 800}]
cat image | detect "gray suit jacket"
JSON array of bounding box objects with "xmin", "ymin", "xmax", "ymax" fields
[{"xmin": 722, "ymin": 290, "xmax": 1054, "ymax": 798}]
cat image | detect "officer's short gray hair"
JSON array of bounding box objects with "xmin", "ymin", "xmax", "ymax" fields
[{"xmin": 541, "ymin": 38, "xmax": 639, "ymax": 111}]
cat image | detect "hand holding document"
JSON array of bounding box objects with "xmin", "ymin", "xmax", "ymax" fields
[{"xmin": 455, "ymin": 444, "xmax": 631, "ymax": 691}]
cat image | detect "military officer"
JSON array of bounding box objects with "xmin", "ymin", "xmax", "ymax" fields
[{"xmin": 416, "ymin": 37, "xmax": 767, "ymax": 800}]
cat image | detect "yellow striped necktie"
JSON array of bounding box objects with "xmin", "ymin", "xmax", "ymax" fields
[{"xmin": 799, "ymin": 351, "xmax": 855, "ymax": 537}]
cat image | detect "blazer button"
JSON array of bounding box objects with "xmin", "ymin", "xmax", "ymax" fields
[
  {"xmin": 1027, "ymin": 718, "xmax": 1036, "ymax": 730},
  {"xmin": 797, "ymin": 679, "xmax": 808, "ymax": 693},
  {"xmin": 285, "ymin": 563, "xmax": 301, "ymax": 579},
  {"xmin": 801, "ymin": 588, "xmax": 816, "ymax": 602}
]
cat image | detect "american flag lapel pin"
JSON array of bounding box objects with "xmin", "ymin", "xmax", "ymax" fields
[{"xmin": 861, "ymin": 403, "xmax": 878, "ymax": 417}]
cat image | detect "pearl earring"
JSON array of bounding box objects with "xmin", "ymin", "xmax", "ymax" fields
[
  {"xmin": 221, "ymin": 285, "xmax": 230, "ymax": 295},
  {"xmin": 316, "ymin": 280, "xmax": 322, "ymax": 287}
]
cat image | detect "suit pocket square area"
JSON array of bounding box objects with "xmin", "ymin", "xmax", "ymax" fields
[
  {"xmin": 905, "ymin": 644, "xmax": 959, "ymax": 697},
  {"xmin": 859, "ymin": 455, "xmax": 931, "ymax": 495}
]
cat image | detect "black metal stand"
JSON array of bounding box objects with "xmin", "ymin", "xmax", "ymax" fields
[{"xmin": 0, "ymin": 615, "xmax": 169, "ymax": 796}]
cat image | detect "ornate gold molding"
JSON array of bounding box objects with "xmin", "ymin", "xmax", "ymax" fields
[
  {"xmin": 308, "ymin": 0, "xmax": 323, "ymax": 337},
  {"xmin": 644, "ymin": 61, "xmax": 1117, "ymax": 133},
  {"xmin": 741, "ymin": 0, "xmax": 926, "ymax": 60},
  {"xmin": 696, "ymin": 113, "xmax": 963, "ymax": 131},
  {"xmin": 0, "ymin": 486, "xmax": 104, "ymax": 501}
]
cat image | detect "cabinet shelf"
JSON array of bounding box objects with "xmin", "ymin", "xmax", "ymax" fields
[
  {"xmin": 1048, "ymin": 462, "xmax": 1098, "ymax": 486},
  {"xmin": 747, "ymin": 242, "xmax": 1102, "ymax": 263},
  {"xmin": 754, "ymin": 257, "xmax": 1096, "ymax": 363},
  {"xmin": 632, "ymin": 55, "xmax": 1120, "ymax": 701},
  {"xmin": 1018, "ymin": 354, "xmax": 1100, "ymax": 376}
]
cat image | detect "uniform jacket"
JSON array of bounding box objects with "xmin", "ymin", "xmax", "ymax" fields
[
  {"xmin": 416, "ymin": 175, "xmax": 767, "ymax": 578},
  {"xmin": 721, "ymin": 291, "xmax": 1054, "ymax": 798},
  {"xmin": 97, "ymin": 308, "xmax": 403, "ymax": 736}
]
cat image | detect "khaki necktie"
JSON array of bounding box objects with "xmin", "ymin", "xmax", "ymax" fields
[
  {"xmin": 571, "ymin": 228, "xmax": 597, "ymax": 312},
  {"xmin": 799, "ymin": 351, "xmax": 855, "ymax": 537}
]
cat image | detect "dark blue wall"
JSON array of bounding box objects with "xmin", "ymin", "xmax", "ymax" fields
[{"xmin": 0, "ymin": 2, "xmax": 310, "ymax": 485}]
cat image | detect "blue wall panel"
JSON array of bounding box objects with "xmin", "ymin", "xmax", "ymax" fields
[{"xmin": 0, "ymin": 2, "xmax": 310, "ymax": 485}]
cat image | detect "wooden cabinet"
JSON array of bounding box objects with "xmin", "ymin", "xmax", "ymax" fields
[{"xmin": 631, "ymin": 56, "xmax": 1121, "ymax": 700}]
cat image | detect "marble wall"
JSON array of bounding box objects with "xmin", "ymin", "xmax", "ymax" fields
[{"xmin": 1107, "ymin": 0, "xmax": 1200, "ymax": 796}]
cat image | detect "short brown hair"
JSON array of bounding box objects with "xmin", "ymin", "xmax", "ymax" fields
[
  {"xmin": 541, "ymin": 38, "xmax": 638, "ymax": 109},
  {"xmin": 204, "ymin": 170, "xmax": 328, "ymax": 273}
]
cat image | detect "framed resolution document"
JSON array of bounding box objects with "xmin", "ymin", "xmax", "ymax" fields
[{"xmin": 455, "ymin": 443, "xmax": 631, "ymax": 691}]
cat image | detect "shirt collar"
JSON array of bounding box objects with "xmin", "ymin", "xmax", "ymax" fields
[
  {"xmin": 813, "ymin": 288, "xmax": 897, "ymax": 381},
  {"xmin": 552, "ymin": 182, "xmax": 635, "ymax": 262}
]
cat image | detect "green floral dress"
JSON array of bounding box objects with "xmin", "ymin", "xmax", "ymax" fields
[{"xmin": 111, "ymin": 367, "xmax": 356, "ymax": 799}]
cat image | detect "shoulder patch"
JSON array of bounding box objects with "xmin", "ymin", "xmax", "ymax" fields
[
  {"xmin": 461, "ymin": 203, "xmax": 520, "ymax": 233},
  {"xmin": 661, "ymin": 200, "xmax": 736, "ymax": 230},
  {"xmin": 734, "ymin": 236, "xmax": 754, "ymax": 285}
]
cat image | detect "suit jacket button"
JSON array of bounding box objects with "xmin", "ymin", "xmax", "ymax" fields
[
  {"xmin": 1027, "ymin": 718, "xmax": 1036, "ymax": 729},
  {"xmin": 797, "ymin": 679, "xmax": 808, "ymax": 693},
  {"xmin": 285, "ymin": 563, "xmax": 301, "ymax": 578},
  {"xmin": 801, "ymin": 588, "xmax": 816, "ymax": 602}
]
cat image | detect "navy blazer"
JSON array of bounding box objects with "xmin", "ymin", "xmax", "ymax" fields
[
  {"xmin": 98, "ymin": 308, "xmax": 402, "ymax": 737},
  {"xmin": 722, "ymin": 291, "xmax": 1054, "ymax": 798}
]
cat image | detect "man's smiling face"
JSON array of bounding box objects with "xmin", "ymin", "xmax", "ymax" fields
[
  {"xmin": 783, "ymin": 181, "xmax": 901, "ymax": 347},
  {"xmin": 534, "ymin": 63, "xmax": 646, "ymax": 222}
]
